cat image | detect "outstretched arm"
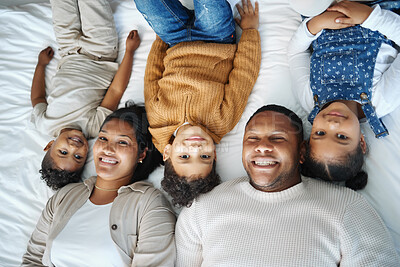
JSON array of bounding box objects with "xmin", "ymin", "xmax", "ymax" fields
[
  {"xmin": 100, "ymin": 30, "xmax": 140, "ymax": 111},
  {"xmin": 31, "ymin": 47, "xmax": 53, "ymax": 107},
  {"xmin": 219, "ymin": 0, "xmax": 261, "ymax": 129},
  {"xmin": 143, "ymin": 35, "xmax": 168, "ymax": 102},
  {"xmin": 307, "ymin": 1, "xmax": 373, "ymax": 35}
]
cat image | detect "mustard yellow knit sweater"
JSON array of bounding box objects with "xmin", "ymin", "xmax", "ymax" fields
[{"xmin": 144, "ymin": 29, "xmax": 261, "ymax": 153}]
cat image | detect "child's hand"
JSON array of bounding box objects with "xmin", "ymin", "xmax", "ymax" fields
[
  {"xmin": 125, "ymin": 30, "xmax": 140, "ymax": 53},
  {"xmin": 307, "ymin": 11, "xmax": 353, "ymax": 35},
  {"xmin": 38, "ymin": 47, "xmax": 54, "ymax": 66},
  {"xmin": 327, "ymin": 0, "xmax": 373, "ymax": 25},
  {"xmin": 235, "ymin": 0, "xmax": 259, "ymax": 30}
]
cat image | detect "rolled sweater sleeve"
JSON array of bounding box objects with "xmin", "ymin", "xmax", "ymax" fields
[
  {"xmin": 218, "ymin": 29, "xmax": 261, "ymax": 125},
  {"xmin": 287, "ymin": 18, "xmax": 320, "ymax": 113},
  {"xmin": 144, "ymin": 39, "xmax": 168, "ymax": 103},
  {"xmin": 362, "ymin": 5, "xmax": 400, "ymax": 117}
]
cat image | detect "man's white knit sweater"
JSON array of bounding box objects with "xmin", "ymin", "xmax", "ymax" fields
[{"xmin": 176, "ymin": 176, "xmax": 400, "ymax": 266}]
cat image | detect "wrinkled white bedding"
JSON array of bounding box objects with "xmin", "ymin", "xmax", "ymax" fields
[{"xmin": 0, "ymin": 0, "xmax": 398, "ymax": 265}]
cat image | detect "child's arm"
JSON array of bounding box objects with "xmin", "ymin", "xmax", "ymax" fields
[
  {"xmin": 306, "ymin": 10, "xmax": 356, "ymax": 35},
  {"xmin": 220, "ymin": 0, "xmax": 261, "ymax": 128},
  {"xmin": 334, "ymin": 1, "xmax": 400, "ymax": 45},
  {"xmin": 100, "ymin": 30, "xmax": 140, "ymax": 111},
  {"xmin": 357, "ymin": 5, "xmax": 400, "ymax": 117},
  {"xmin": 31, "ymin": 47, "xmax": 53, "ymax": 107},
  {"xmin": 143, "ymin": 35, "xmax": 168, "ymax": 102}
]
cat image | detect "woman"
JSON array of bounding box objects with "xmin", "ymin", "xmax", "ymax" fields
[{"xmin": 22, "ymin": 105, "xmax": 176, "ymax": 267}]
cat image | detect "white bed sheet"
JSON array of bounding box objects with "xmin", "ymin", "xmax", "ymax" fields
[{"xmin": 0, "ymin": 0, "xmax": 399, "ymax": 266}]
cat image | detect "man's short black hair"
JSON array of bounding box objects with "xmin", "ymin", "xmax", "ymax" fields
[{"xmin": 246, "ymin": 104, "xmax": 304, "ymax": 142}]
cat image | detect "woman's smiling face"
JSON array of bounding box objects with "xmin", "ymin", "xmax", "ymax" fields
[{"xmin": 93, "ymin": 118, "xmax": 139, "ymax": 182}]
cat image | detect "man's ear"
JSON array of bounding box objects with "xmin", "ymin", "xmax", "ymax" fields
[
  {"xmin": 163, "ymin": 144, "xmax": 172, "ymax": 161},
  {"xmin": 44, "ymin": 140, "xmax": 54, "ymax": 152},
  {"xmin": 299, "ymin": 140, "xmax": 306, "ymax": 164},
  {"xmin": 360, "ymin": 134, "xmax": 367, "ymax": 154},
  {"xmin": 139, "ymin": 147, "xmax": 148, "ymax": 163}
]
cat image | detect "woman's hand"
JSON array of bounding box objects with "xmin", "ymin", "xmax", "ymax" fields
[
  {"xmin": 327, "ymin": 0, "xmax": 373, "ymax": 25},
  {"xmin": 125, "ymin": 30, "xmax": 141, "ymax": 54},
  {"xmin": 38, "ymin": 47, "xmax": 54, "ymax": 66},
  {"xmin": 235, "ymin": 0, "xmax": 259, "ymax": 30}
]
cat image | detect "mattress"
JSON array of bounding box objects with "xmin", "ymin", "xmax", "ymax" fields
[{"xmin": 0, "ymin": 0, "xmax": 399, "ymax": 265}]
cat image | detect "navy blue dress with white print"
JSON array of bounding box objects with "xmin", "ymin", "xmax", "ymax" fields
[{"xmin": 308, "ymin": 25, "xmax": 392, "ymax": 138}]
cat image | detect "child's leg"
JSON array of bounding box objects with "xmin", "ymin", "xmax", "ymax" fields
[
  {"xmin": 191, "ymin": 0, "xmax": 235, "ymax": 44},
  {"xmin": 134, "ymin": 0, "xmax": 192, "ymax": 46},
  {"xmin": 77, "ymin": 0, "xmax": 118, "ymax": 60},
  {"xmin": 50, "ymin": 0, "xmax": 82, "ymax": 57}
]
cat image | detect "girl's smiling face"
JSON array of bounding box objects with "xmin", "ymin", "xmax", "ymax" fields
[
  {"xmin": 310, "ymin": 102, "xmax": 366, "ymax": 161},
  {"xmin": 93, "ymin": 118, "xmax": 143, "ymax": 182}
]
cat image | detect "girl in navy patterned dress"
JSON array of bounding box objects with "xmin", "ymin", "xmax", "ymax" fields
[{"xmin": 288, "ymin": 1, "xmax": 400, "ymax": 189}]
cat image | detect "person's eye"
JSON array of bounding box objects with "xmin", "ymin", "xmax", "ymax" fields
[
  {"xmin": 119, "ymin": 141, "xmax": 128, "ymax": 145},
  {"xmin": 74, "ymin": 155, "xmax": 82, "ymax": 159},
  {"xmin": 315, "ymin": 131, "xmax": 325, "ymax": 136},
  {"xmin": 200, "ymin": 155, "xmax": 211, "ymax": 159},
  {"xmin": 337, "ymin": 134, "xmax": 348, "ymax": 140},
  {"xmin": 59, "ymin": 150, "xmax": 67, "ymax": 155},
  {"xmin": 180, "ymin": 155, "xmax": 190, "ymax": 159},
  {"xmin": 247, "ymin": 136, "xmax": 259, "ymax": 141},
  {"xmin": 98, "ymin": 136, "xmax": 107, "ymax": 141},
  {"xmin": 271, "ymin": 136, "xmax": 285, "ymax": 141}
]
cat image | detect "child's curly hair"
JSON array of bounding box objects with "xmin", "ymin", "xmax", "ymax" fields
[
  {"xmin": 301, "ymin": 142, "xmax": 367, "ymax": 190},
  {"xmin": 162, "ymin": 159, "xmax": 220, "ymax": 207},
  {"xmin": 40, "ymin": 151, "xmax": 82, "ymax": 190}
]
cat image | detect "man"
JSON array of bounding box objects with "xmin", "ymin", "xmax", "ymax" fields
[{"xmin": 175, "ymin": 104, "xmax": 400, "ymax": 266}]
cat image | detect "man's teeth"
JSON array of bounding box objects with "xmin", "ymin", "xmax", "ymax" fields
[
  {"xmin": 101, "ymin": 158, "xmax": 117, "ymax": 164},
  {"xmin": 254, "ymin": 161, "xmax": 276, "ymax": 166}
]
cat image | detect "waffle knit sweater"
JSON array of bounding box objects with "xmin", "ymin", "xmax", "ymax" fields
[
  {"xmin": 176, "ymin": 177, "xmax": 400, "ymax": 266},
  {"xmin": 144, "ymin": 29, "xmax": 261, "ymax": 153}
]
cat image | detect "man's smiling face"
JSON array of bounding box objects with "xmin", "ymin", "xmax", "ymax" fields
[{"xmin": 242, "ymin": 110, "xmax": 303, "ymax": 192}]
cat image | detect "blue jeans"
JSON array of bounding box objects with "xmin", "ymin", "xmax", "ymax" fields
[{"xmin": 134, "ymin": 0, "xmax": 236, "ymax": 46}]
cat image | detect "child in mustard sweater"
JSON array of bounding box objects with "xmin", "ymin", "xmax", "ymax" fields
[{"xmin": 134, "ymin": 0, "xmax": 261, "ymax": 207}]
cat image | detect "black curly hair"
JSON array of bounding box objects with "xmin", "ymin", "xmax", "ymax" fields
[
  {"xmin": 100, "ymin": 103, "xmax": 163, "ymax": 183},
  {"xmin": 301, "ymin": 142, "xmax": 367, "ymax": 190},
  {"xmin": 162, "ymin": 159, "xmax": 221, "ymax": 207},
  {"xmin": 40, "ymin": 150, "xmax": 83, "ymax": 190}
]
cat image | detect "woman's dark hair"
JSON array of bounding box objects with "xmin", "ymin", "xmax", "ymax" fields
[
  {"xmin": 301, "ymin": 142, "xmax": 367, "ymax": 190},
  {"xmin": 101, "ymin": 103, "xmax": 163, "ymax": 183},
  {"xmin": 40, "ymin": 151, "xmax": 82, "ymax": 190},
  {"xmin": 162, "ymin": 159, "xmax": 220, "ymax": 207}
]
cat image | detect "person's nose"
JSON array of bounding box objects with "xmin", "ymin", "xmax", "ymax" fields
[
  {"xmin": 184, "ymin": 140, "xmax": 203, "ymax": 148},
  {"xmin": 255, "ymin": 139, "xmax": 273, "ymax": 153},
  {"xmin": 327, "ymin": 119, "xmax": 340, "ymax": 129},
  {"xmin": 103, "ymin": 142, "xmax": 116, "ymax": 155}
]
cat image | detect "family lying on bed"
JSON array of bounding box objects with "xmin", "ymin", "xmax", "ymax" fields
[{"xmin": 23, "ymin": 0, "xmax": 400, "ymax": 265}]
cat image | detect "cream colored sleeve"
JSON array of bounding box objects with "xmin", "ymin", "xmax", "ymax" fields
[
  {"xmin": 339, "ymin": 197, "xmax": 400, "ymax": 266},
  {"xmin": 131, "ymin": 191, "xmax": 176, "ymax": 267}
]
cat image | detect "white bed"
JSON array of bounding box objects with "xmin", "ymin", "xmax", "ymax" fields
[{"xmin": 0, "ymin": 0, "xmax": 399, "ymax": 265}]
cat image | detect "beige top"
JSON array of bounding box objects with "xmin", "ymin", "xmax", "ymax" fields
[
  {"xmin": 144, "ymin": 29, "xmax": 261, "ymax": 153},
  {"xmin": 22, "ymin": 177, "xmax": 176, "ymax": 267},
  {"xmin": 31, "ymin": 54, "xmax": 118, "ymax": 138}
]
